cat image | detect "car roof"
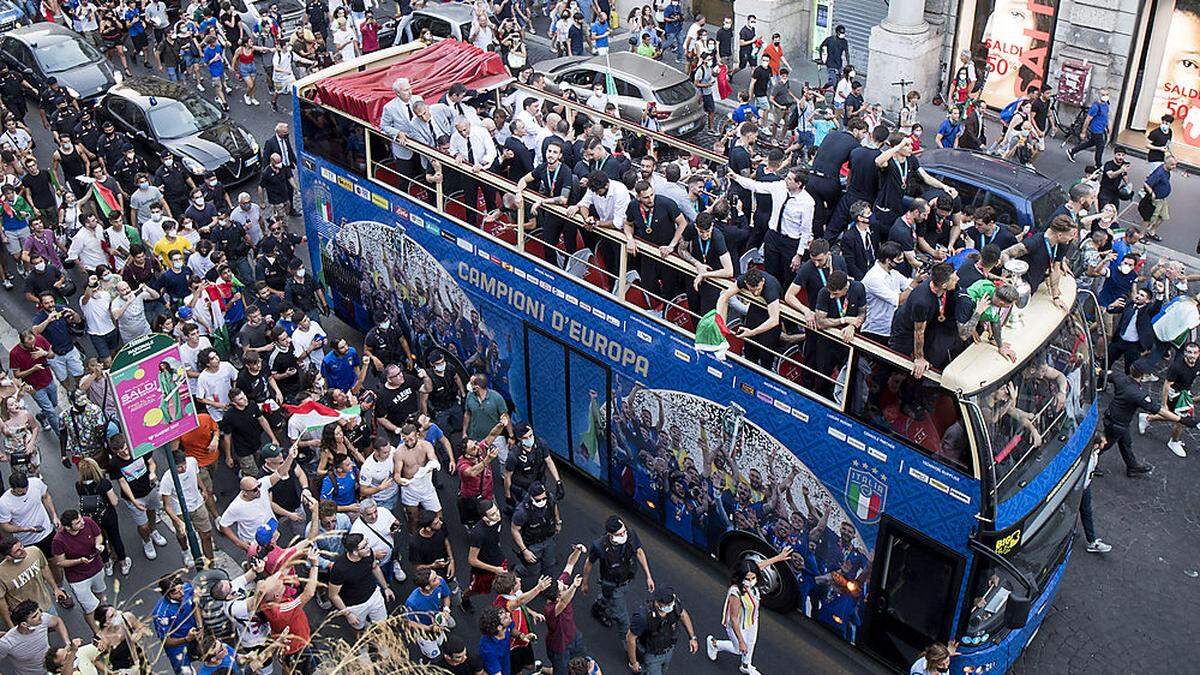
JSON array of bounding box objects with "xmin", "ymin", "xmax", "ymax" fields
[
  {"xmin": 107, "ymin": 76, "xmax": 196, "ymax": 108},
  {"xmin": 4, "ymin": 22, "xmax": 85, "ymax": 45},
  {"xmin": 919, "ymin": 148, "xmax": 1058, "ymax": 196},
  {"xmin": 414, "ymin": 4, "xmax": 475, "ymax": 23},
  {"xmin": 582, "ymin": 52, "xmax": 687, "ymax": 86}
]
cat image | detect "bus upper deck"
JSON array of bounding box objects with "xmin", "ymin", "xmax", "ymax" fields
[{"xmin": 290, "ymin": 40, "xmax": 1101, "ymax": 674}]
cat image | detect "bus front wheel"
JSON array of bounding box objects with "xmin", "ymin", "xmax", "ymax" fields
[{"xmin": 722, "ymin": 539, "xmax": 798, "ymax": 612}]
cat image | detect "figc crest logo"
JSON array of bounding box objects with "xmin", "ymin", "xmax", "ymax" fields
[{"xmin": 845, "ymin": 461, "xmax": 887, "ymax": 524}]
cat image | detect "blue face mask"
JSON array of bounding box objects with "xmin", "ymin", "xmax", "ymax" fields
[{"xmin": 522, "ymin": 437, "xmax": 534, "ymax": 448}]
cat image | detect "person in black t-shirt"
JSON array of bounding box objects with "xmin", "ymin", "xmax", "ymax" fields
[
  {"xmin": 363, "ymin": 319, "xmax": 414, "ymax": 375},
  {"xmin": 626, "ymin": 181, "xmax": 687, "ymax": 303},
  {"xmin": 890, "ymin": 262, "xmax": 959, "ymax": 377},
  {"xmin": 918, "ymin": 193, "xmax": 960, "ymax": 259},
  {"xmin": 750, "ymin": 58, "xmax": 772, "ymax": 106},
  {"xmin": 1098, "ymin": 146, "xmax": 1131, "ymax": 209},
  {"xmin": 873, "ymin": 134, "xmax": 958, "ymax": 234},
  {"xmin": 236, "ymin": 353, "xmax": 283, "ymax": 425},
  {"xmin": 438, "ymin": 635, "xmax": 485, "ymax": 675},
  {"xmin": 1146, "ymin": 114, "xmax": 1173, "ymax": 168},
  {"xmin": 1001, "ymin": 215, "xmax": 1077, "ymax": 300},
  {"xmin": 826, "ymin": 125, "xmax": 888, "ymax": 240},
  {"xmin": 961, "ymin": 205, "xmax": 1018, "ymax": 253},
  {"xmin": 809, "ymin": 119, "xmax": 869, "ymax": 239},
  {"xmin": 329, "ymin": 532, "xmax": 393, "ymax": 633},
  {"xmin": 267, "ymin": 328, "xmax": 304, "ymax": 403},
  {"xmin": 220, "ymin": 389, "xmax": 278, "ymax": 477},
  {"xmin": 1154, "ymin": 341, "xmax": 1200, "ymax": 458},
  {"xmin": 464, "ymin": 500, "xmax": 507, "ymax": 610},
  {"xmin": 517, "ymin": 141, "xmax": 575, "ymax": 265},
  {"xmin": 718, "ymin": 269, "xmax": 782, "ymax": 369},
  {"xmin": 737, "ymin": 18, "xmax": 757, "ymax": 71},
  {"xmin": 373, "ymin": 364, "xmax": 431, "ymax": 439},
  {"xmin": 805, "ymin": 270, "xmax": 865, "ymax": 396},
  {"xmin": 676, "ymin": 212, "xmax": 734, "ymax": 315},
  {"xmin": 955, "ymin": 244, "xmax": 1003, "ymax": 292},
  {"xmin": 409, "ymin": 509, "xmax": 457, "ymax": 593},
  {"xmin": 886, "ymin": 199, "xmax": 929, "ymax": 277},
  {"xmin": 785, "ymin": 238, "xmax": 844, "ymax": 321}
]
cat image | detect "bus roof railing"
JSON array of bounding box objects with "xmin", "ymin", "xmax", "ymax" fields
[{"xmin": 295, "ymin": 53, "xmax": 1074, "ymax": 396}]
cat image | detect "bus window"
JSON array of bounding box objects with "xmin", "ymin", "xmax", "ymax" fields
[
  {"xmin": 849, "ymin": 351, "xmax": 970, "ymax": 473},
  {"xmin": 298, "ymin": 100, "xmax": 368, "ymax": 178},
  {"xmin": 969, "ymin": 307, "xmax": 1094, "ymax": 499}
]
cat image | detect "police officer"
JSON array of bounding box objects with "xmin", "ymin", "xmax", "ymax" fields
[
  {"xmin": 626, "ymin": 588, "xmax": 699, "ymax": 675},
  {"xmin": 1100, "ymin": 362, "xmax": 1193, "ymax": 476},
  {"xmin": 363, "ymin": 315, "xmax": 415, "ymax": 376},
  {"xmin": 504, "ymin": 422, "xmax": 564, "ymax": 508},
  {"xmin": 95, "ymin": 119, "xmax": 133, "ymax": 171},
  {"xmin": 427, "ymin": 350, "xmax": 465, "ymax": 443},
  {"xmin": 582, "ymin": 515, "xmax": 656, "ymax": 636},
  {"xmin": 510, "ymin": 481, "xmax": 560, "ymax": 580},
  {"xmin": 154, "ymin": 150, "xmax": 196, "ymax": 219},
  {"xmin": 113, "ymin": 146, "xmax": 149, "ymax": 195}
]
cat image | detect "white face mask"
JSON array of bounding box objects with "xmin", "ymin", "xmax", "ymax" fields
[
  {"xmin": 1161, "ymin": 124, "xmax": 1171, "ymax": 132},
  {"xmin": 33, "ymin": 262, "xmax": 45, "ymax": 272},
  {"xmin": 150, "ymin": 212, "xmax": 163, "ymax": 222},
  {"xmin": 611, "ymin": 533, "xmax": 627, "ymax": 545},
  {"xmin": 434, "ymin": 363, "xmax": 446, "ymax": 373},
  {"xmin": 531, "ymin": 498, "xmax": 547, "ymax": 508},
  {"xmin": 192, "ymin": 198, "xmax": 204, "ymax": 207},
  {"xmin": 296, "ymin": 268, "xmax": 306, "ymax": 278},
  {"xmin": 164, "ymin": 158, "xmax": 174, "ymax": 167}
]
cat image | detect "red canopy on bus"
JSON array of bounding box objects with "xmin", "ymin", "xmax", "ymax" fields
[{"xmin": 313, "ymin": 40, "xmax": 511, "ymax": 127}]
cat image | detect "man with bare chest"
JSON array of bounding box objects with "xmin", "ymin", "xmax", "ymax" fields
[{"xmin": 392, "ymin": 423, "xmax": 442, "ymax": 530}]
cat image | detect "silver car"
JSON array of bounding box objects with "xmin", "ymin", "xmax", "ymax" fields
[
  {"xmin": 535, "ymin": 52, "xmax": 706, "ymax": 136},
  {"xmin": 391, "ymin": 3, "xmax": 476, "ymax": 44}
]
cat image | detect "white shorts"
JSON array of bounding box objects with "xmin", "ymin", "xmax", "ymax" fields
[
  {"xmin": 346, "ymin": 586, "xmax": 387, "ymax": 626},
  {"xmin": 69, "ymin": 568, "xmax": 107, "ymax": 613},
  {"xmin": 401, "ymin": 474, "xmax": 441, "ymax": 511},
  {"xmin": 416, "ymin": 631, "xmax": 445, "ymax": 659}
]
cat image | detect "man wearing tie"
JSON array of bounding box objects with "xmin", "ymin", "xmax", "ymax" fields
[
  {"xmin": 400, "ymin": 100, "xmax": 442, "ymax": 204},
  {"xmin": 728, "ymin": 168, "xmax": 815, "ymax": 285},
  {"xmin": 441, "ymin": 83, "xmax": 479, "ymax": 124},
  {"xmin": 380, "ymin": 77, "xmax": 424, "ymax": 184},
  {"xmin": 839, "ymin": 201, "xmax": 877, "ymax": 280},
  {"xmin": 261, "ymin": 123, "xmax": 297, "ymax": 216},
  {"xmin": 1107, "ymin": 288, "xmax": 1159, "ymax": 374},
  {"xmin": 449, "ymin": 116, "xmax": 498, "ymax": 226}
]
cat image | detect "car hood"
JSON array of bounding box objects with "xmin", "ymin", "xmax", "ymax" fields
[
  {"xmin": 160, "ymin": 120, "xmax": 255, "ymax": 169},
  {"xmin": 55, "ymin": 61, "xmax": 115, "ymax": 99}
]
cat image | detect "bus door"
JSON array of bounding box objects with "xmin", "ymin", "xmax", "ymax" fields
[
  {"xmin": 524, "ymin": 326, "xmax": 611, "ymax": 483},
  {"xmin": 863, "ymin": 520, "xmax": 964, "ymax": 670}
]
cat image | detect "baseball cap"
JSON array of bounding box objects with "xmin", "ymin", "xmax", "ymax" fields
[
  {"xmin": 176, "ymin": 306, "xmax": 194, "ymax": 320},
  {"xmin": 605, "ymin": 515, "xmax": 623, "ymax": 533},
  {"xmin": 528, "ymin": 481, "xmax": 547, "ymax": 498},
  {"xmin": 654, "ymin": 587, "xmax": 676, "ymax": 604},
  {"xmin": 255, "ymin": 518, "xmax": 279, "ymax": 546},
  {"xmin": 259, "ymin": 442, "xmax": 283, "ymax": 460}
]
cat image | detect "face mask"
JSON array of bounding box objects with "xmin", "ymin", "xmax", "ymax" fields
[
  {"xmin": 172, "ymin": 261, "xmax": 183, "ymax": 271},
  {"xmin": 434, "ymin": 363, "xmax": 446, "ymax": 374},
  {"xmin": 611, "ymin": 533, "xmax": 627, "ymax": 545},
  {"xmin": 659, "ymin": 603, "xmax": 675, "ymax": 614},
  {"xmin": 164, "ymin": 158, "xmax": 174, "ymax": 167},
  {"xmin": 150, "ymin": 212, "xmax": 163, "ymax": 222},
  {"xmin": 192, "ymin": 198, "xmax": 204, "ymax": 207},
  {"xmin": 296, "ymin": 268, "xmax": 306, "ymax": 278},
  {"xmin": 521, "ymin": 437, "xmax": 535, "ymax": 448},
  {"xmin": 1101, "ymin": 96, "xmax": 1110, "ymax": 103},
  {"xmin": 742, "ymin": 578, "xmax": 755, "ymax": 589},
  {"xmin": 1161, "ymin": 124, "xmax": 1171, "ymax": 132},
  {"xmin": 532, "ymin": 498, "xmax": 547, "ymax": 508},
  {"xmin": 208, "ymin": 179, "xmax": 218, "ymax": 186},
  {"xmin": 33, "ymin": 262, "xmax": 45, "ymax": 272}
]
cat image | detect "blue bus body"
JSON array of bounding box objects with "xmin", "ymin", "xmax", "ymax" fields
[{"xmin": 294, "ymin": 102, "xmax": 1093, "ymax": 673}]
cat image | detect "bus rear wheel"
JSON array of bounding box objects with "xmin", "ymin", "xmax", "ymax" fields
[{"xmin": 723, "ymin": 539, "xmax": 798, "ymax": 612}]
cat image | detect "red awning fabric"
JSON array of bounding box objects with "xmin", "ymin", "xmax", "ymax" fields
[{"xmin": 314, "ymin": 40, "xmax": 511, "ymax": 127}]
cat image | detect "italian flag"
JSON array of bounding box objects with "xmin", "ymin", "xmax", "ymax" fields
[
  {"xmin": 283, "ymin": 401, "xmax": 361, "ymax": 431},
  {"xmin": 90, "ymin": 181, "xmax": 120, "ymax": 218},
  {"xmin": 848, "ymin": 480, "xmax": 881, "ymax": 521},
  {"xmin": 694, "ymin": 309, "xmax": 730, "ymax": 359},
  {"xmin": 319, "ymin": 196, "xmax": 333, "ymax": 222}
]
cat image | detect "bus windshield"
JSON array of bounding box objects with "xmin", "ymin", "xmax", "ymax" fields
[{"xmin": 969, "ymin": 304, "xmax": 1095, "ymax": 501}]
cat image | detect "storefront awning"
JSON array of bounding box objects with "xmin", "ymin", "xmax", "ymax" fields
[{"xmin": 313, "ymin": 40, "xmax": 512, "ymax": 127}]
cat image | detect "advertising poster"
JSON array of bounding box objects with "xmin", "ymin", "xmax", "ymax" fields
[
  {"xmin": 1147, "ymin": 2, "xmax": 1200, "ymax": 147},
  {"xmin": 974, "ymin": 0, "xmax": 1059, "ymax": 108},
  {"xmin": 109, "ymin": 333, "xmax": 199, "ymax": 458}
]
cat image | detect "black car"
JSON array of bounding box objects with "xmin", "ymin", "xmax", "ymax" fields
[
  {"xmin": 0, "ymin": 23, "xmax": 118, "ymax": 101},
  {"xmin": 98, "ymin": 77, "xmax": 261, "ymax": 185}
]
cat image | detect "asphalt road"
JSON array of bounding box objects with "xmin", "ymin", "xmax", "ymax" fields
[{"xmin": 3, "ymin": 25, "xmax": 1196, "ymax": 675}]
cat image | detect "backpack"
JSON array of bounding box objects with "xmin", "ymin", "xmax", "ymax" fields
[{"xmin": 999, "ymin": 97, "xmax": 1024, "ymax": 124}]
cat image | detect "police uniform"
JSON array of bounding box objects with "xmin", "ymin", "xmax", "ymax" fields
[
  {"xmin": 587, "ymin": 523, "xmax": 642, "ymax": 634},
  {"xmin": 505, "ymin": 431, "xmax": 551, "ymax": 506},
  {"xmin": 629, "ymin": 590, "xmax": 689, "ymax": 675},
  {"xmin": 511, "ymin": 483, "xmax": 559, "ymax": 579},
  {"xmin": 427, "ymin": 363, "xmax": 463, "ymax": 439}
]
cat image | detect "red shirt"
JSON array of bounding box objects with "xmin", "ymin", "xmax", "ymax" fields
[
  {"xmin": 51, "ymin": 517, "xmax": 104, "ymax": 583},
  {"xmin": 263, "ymin": 596, "xmax": 311, "ymax": 654},
  {"xmin": 763, "ymin": 43, "xmax": 783, "ymax": 74},
  {"xmin": 9, "ymin": 336, "xmax": 54, "ymax": 390},
  {"xmin": 544, "ymin": 573, "xmax": 577, "ymax": 653},
  {"xmin": 456, "ymin": 445, "xmax": 494, "ymax": 500},
  {"xmin": 361, "ymin": 22, "xmax": 379, "ymax": 52},
  {"xmin": 493, "ymin": 594, "xmax": 531, "ymax": 649},
  {"xmin": 180, "ymin": 414, "xmax": 220, "ymax": 467}
]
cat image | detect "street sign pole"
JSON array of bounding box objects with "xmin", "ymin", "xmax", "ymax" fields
[{"xmin": 161, "ymin": 444, "xmax": 206, "ymax": 568}]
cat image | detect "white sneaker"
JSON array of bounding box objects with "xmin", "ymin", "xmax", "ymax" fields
[
  {"xmin": 120, "ymin": 558, "xmax": 132, "ymax": 575},
  {"xmin": 244, "ymin": 94, "xmax": 253, "ymax": 105},
  {"xmin": 1086, "ymin": 539, "xmax": 1112, "ymax": 554},
  {"xmin": 706, "ymin": 634, "xmax": 717, "ymax": 661},
  {"xmin": 143, "ymin": 540, "xmax": 158, "ymax": 560},
  {"xmin": 392, "ymin": 561, "xmax": 407, "ymax": 582},
  {"xmin": 150, "ymin": 530, "xmax": 168, "ymax": 546},
  {"xmin": 196, "ymin": 81, "xmax": 205, "ymax": 92},
  {"xmin": 251, "ymin": 97, "xmax": 261, "ymax": 106},
  {"xmin": 740, "ymin": 666, "xmax": 762, "ymax": 675},
  {"xmin": 1167, "ymin": 439, "xmax": 1187, "ymax": 457},
  {"xmin": 1138, "ymin": 413, "xmax": 1149, "ymax": 435},
  {"xmin": 105, "ymin": 561, "xmax": 114, "ymax": 577},
  {"xmin": 183, "ymin": 550, "xmax": 195, "ymax": 569}
]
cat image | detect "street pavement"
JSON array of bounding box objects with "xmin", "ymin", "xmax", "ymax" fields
[{"xmin": 2, "ymin": 22, "xmax": 1198, "ymax": 675}]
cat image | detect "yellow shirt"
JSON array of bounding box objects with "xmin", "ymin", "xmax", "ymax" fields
[{"xmin": 152, "ymin": 235, "xmax": 193, "ymax": 265}]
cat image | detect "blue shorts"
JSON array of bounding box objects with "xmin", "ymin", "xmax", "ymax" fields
[
  {"xmin": 796, "ymin": 130, "xmax": 815, "ymax": 147},
  {"xmin": 238, "ymin": 62, "xmax": 256, "ymax": 78},
  {"xmin": 701, "ymin": 93, "xmax": 714, "ymax": 112}
]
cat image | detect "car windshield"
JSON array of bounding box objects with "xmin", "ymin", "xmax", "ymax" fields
[
  {"xmin": 147, "ymin": 95, "xmax": 224, "ymax": 140},
  {"xmin": 655, "ymin": 80, "xmax": 695, "ymax": 106},
  {"xmin": 968, "ymin": 304, "xmax": 1095, "ymax": 501},
  {"xmin": 34, "ymin": 37, "xmax": 101, "ymax": 73},
  {"xmin": 1031, "ymin": 186, "xmax": 1068, "ymax": 229}
]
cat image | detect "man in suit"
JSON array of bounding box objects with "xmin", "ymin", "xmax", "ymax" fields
[
  {"xmin": 261, "ymin": 123, "xmax": 298, "ymax": 216},
  {"xmin": 380, "ymin": 77, "xmax": 424, "ymax": 183},
  {"xmin": 1108, "ymin": 288, "xmax": 1160, "ymax": 374},
  {"xmin": 839, "ymin": 200, "xmax": 877, "ymax": 280},
  {"xmin": 501, "ymin": 119, "xmax": 535, "ymax": 182},
  {"xmin": 399, "ymin": 100, "xmax": 441, "ymax": 204}
]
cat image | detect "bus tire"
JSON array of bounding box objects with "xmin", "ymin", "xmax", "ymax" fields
[{"xmin": 721, "ymin": 537, "xmax": 798, "ymax": 612}]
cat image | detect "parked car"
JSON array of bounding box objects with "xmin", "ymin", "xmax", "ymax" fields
[
  {"xmin": 390, "ymin": 3, "xmax": 476, "ymax": 44},
  {"xmin": 97, "ymin": 77, "xmax": 261, "ymax": 184},
  {"xmin": 534, "ymin": 52, "xmax": 706, "ymax": 136},
  {"xmin": 0, "ymin": 23, "xmax": 119, "ymax": 101},
  {"xmin": 0, "ymin": 0, "xmax": 30, "ymax": 34},
  {"xmin": 919, "ymin": 148, "xmax": 1067, "ymax": 234}
]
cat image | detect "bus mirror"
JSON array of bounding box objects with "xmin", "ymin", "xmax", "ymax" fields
[{"xmin": 1003, "ymin": 591, "xmax": 1032, "ymax": 629}]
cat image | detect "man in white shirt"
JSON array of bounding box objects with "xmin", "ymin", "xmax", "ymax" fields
[
  {"xmin": 178, "ymin": 322, "xmax": 212, "ymax": 393},
  {"xmin": 585, "ymin": 82, "xmax": 609, "ymax": 112},
  {"xmin": 860, "ymin": 241, "xmax": 919, "ymax": 343},
  {"xmin": 349, "ymin": 497, "xmax": 402, "ymax": 580},
  {"xmin": 291, "ymin": 313, "xmax": 327, "ymax": 371},
  {"xmin": 159, "ymin": 449, "xmax": 215, "ymax": 565},
  {"xmin": 194, "ymin": 349, "xmax": 238, "ymax": 422},
  {"xmin": 565, "ymin": 171, "xmax": 631, "ymax": 282},
  {"xmin": 79, "ymin": 277, "xmax": 119, "ymax": 361},
  {"xmin": 218, "ymin": 469, "xmax": 292, "ymax": 553},
  {"xmin": 728, "ymin": 168, "xmax": 815, "ymax": 283},
  {"xmin": 229, "ymin": 192, "xmax": 266, "ymax": 245},
  {"xmin": 66, "ymin": 215, "xmax": 110, "ymax": 273},
  {"xmin": 359, "ymin": 437, "xmax": 398, "ymax": 511},
  {"xmin": 449, "ymin": 116, "xmax": 499, "ymax": 225},
  {"xmin": 0, "ymin": 475, "xmax": 57, "ymax": 549}
]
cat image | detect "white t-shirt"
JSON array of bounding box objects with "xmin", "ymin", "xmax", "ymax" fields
[
  {"xmin": 834, "ymin": 78, "xmax": 853, "ymax": 105},
  {"xmin": 80, "ymin": 291, "xmax": 116, "ymax": 336},
  {"xmin": 292, "ymin": 322, "xmax": 328, "ymax": 370},
  {"xmin": 0, "ymin": 611, "xmax": 53, "ymax": 675},
  {"xmin": 862, "ymin": 263, "xmax": 912, "ymax": 336},
  {"xmin": 179, "ymin": 337, "xmax": 213, "ymax": 393},
  {"xmin": 159, "ymin": 456, "xmax": 203, "ymax": 513},
  {"xmin": 350, "ymin": 508, "xmax": 397, "ymax": 563},
  {"xmin": 111, "ymin": 290, "xmax": 152, "ymax": 342},
  {"xmin": 0, "ymin": 478, "xmax": 52, "ymax": 546},
  {"xmin": 218, "ymin": 477, "xmax": 275, "ymax": 543},
  {"xmin": 359, "ymin": 449, "xmax": 398, "ymax": 505},
  {"xmin": 196, "ymin": 362, "xmax": 238, "ymax": 421}
]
